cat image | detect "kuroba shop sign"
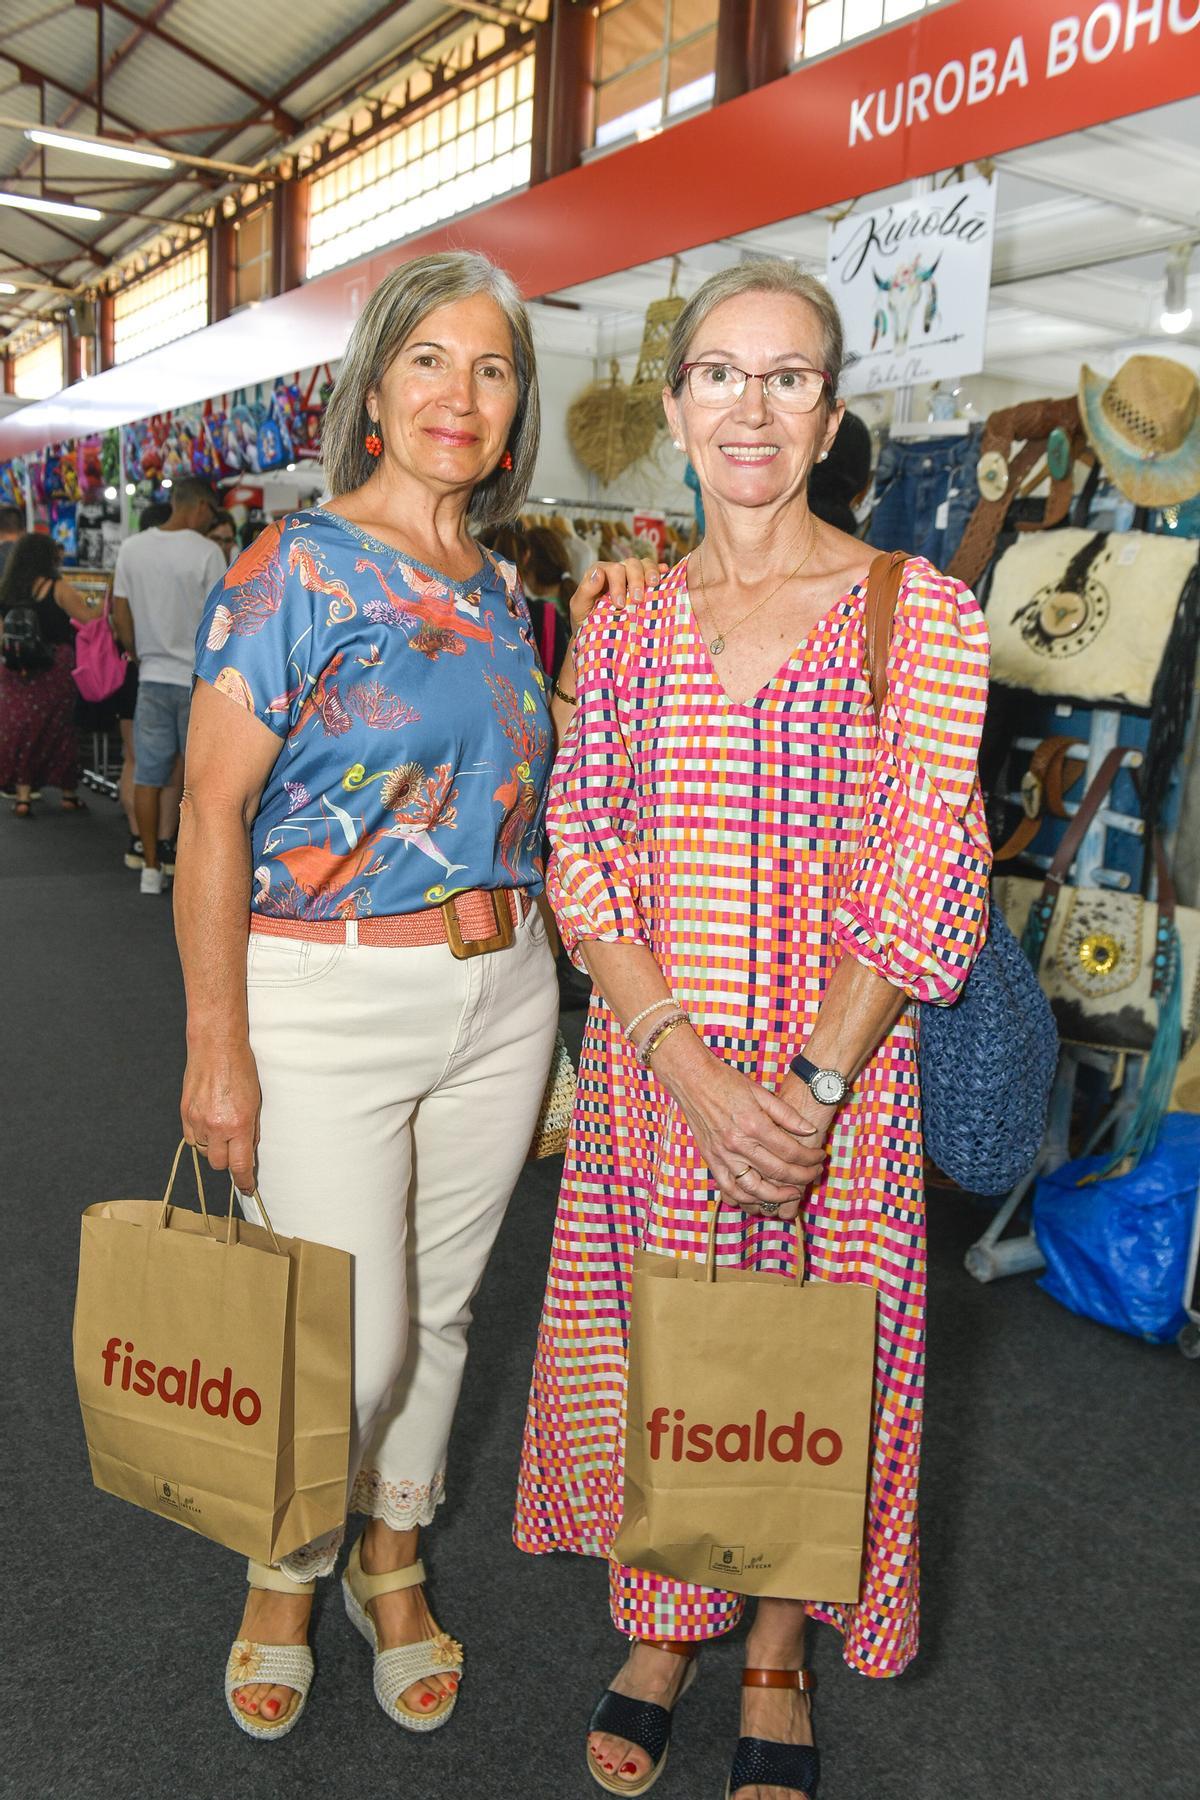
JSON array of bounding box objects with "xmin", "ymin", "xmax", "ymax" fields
[{"xmin": 827, "ymin": 177, "xmax": 997, "ymax": 396}]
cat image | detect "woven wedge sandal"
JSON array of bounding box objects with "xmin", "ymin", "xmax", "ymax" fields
[
  {"xmin": 587, "ymin": 1640, "xmax": 699, "ymax": 1796},
  {"xmin": 725, "ymin": 1668, "xmax": 819, "ymax": 1799},
  {"xmin": 224, "ymin": 1560, "xmax": 315, "ymax": 1742},
  {"xmin": 341, "ymin": 1535, "xmax": 463, "ymax": 1731}
]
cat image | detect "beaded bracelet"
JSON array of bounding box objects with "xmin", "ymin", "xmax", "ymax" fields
[
  {"xmin": 552, "ymin": 681, "xmax": 578, "ymax": 706},
  {"xmin": 625, "ymin": 997, "xmax": 678, "ymax": 1041},
  {"xmin": 638, "ymin": 1011, "xmax": 689, "ymax": 1068}
]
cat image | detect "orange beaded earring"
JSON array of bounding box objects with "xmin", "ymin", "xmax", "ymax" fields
[
  {"xmin": 365, "ymin": 429, "xmax": 383, "ymax": 457},
  {"xmin": 499, "ymin": 449, "xmax": 514, "ymax": 471}
]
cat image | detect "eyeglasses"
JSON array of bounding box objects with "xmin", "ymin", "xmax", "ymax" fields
[{"xmin": 678, "ymin": 361, "xmax": 831, "ymax": 413}]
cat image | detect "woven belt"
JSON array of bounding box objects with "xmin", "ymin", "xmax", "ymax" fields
[{"xmin": 249, "ymin": 888, "xmax": 529, "ymax": 959}]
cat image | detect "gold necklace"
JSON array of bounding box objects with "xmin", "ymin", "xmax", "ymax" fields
[{"xmin": 693, "ymin": 525, "xmax": 820, "ymax": 656}]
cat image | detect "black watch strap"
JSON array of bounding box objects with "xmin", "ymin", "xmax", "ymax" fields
[{"xmin": 789, "ymin": 1053, "xmax": 848, "ymax": 1104}]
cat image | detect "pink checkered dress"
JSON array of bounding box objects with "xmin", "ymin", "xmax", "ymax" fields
[{"xmin": 514, "ymin": 556, "xmax": 991, "ymax": 1677}]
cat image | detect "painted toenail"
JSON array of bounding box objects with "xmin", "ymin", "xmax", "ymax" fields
[
  {"xmin": 263, "ymin": 1700, "xmax": 278, "ymax": 1716},
  {"xmin": 621, "ymin": 1763, "xmax": 638, "ymax": 1775},
  {"xmin": 247, "ymin": 1702, "xmax": 258, "ymax": 1713},
  {"xmin": 421, "ymin": 1693, "xmax": 436, "ymax": 1707}
]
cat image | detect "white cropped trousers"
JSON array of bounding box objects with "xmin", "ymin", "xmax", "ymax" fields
[{"xmin": 240, "ymin": 902, "xmax": 558, "ymax": 1581}]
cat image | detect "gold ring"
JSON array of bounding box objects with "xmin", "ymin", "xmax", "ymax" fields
[{"xmin": 735, "ymin": 1167, "xmax": 753, "ymax": 1182}]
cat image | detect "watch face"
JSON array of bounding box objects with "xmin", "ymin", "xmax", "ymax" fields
[{"xmin": 811, "ymin": 1069, "xmax": 845, "ymax": 1106}]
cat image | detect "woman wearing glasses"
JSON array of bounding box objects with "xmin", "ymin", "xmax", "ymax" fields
[{"xmin": 516, "ymin": 263, "xmax": 991, "ymax": 1800}]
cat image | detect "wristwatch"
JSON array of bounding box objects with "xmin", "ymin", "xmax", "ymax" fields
[{"xmin": 789, "ymin": 1053, "xmax": 849, "ymax": 1107}]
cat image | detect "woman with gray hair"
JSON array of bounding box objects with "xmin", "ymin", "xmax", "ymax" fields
[
  {"xmin": 517, "ymin": 261, "xmax": 991, "ymax": 1798},
  {"xmin": 175, "ymin": 249, "xmax": 654, "ymax": 1741}
]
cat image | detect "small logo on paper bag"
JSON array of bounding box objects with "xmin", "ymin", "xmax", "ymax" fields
[
  {"xmin": 709, "ymin": 1545, "xmax": 744, "ymax": 1575},
  {"xmin": 154, "ymin": 1475, "xmax": 201, "ymax": 1517}
]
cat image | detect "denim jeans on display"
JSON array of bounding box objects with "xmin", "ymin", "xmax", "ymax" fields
[{"xmin": 867, "ymin": 425, "xmax": 983, "ymax": 565}]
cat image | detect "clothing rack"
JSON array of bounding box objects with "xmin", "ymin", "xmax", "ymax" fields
[{"xmin": 527, "ymin": 495, "xmax": 693, "ymax": 523}]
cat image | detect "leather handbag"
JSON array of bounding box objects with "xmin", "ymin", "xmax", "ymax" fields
[
  {"xmin": 863, "ymin": 552, "xmax": 1058, "ymax": 1196},
  {"xmin": 995, "ymin": 750, "xmax": 1200, "ymax": 1057}
]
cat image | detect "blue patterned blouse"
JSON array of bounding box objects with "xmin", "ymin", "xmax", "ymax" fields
[{"xmin": 193, "ymin": 506, "xmax": 553, "ymax": 921}]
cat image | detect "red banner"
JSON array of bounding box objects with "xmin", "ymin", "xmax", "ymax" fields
[{"xmin": 3, "ymin": 0, "xmax": 1198, "ymax": 459}]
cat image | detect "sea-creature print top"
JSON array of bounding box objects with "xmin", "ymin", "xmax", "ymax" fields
[{"xmin": 193, "ymin": 506, "xmax": 553, "ymax": 922}]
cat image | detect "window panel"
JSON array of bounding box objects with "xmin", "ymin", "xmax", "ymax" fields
[
  {"xmin": 113, "ymin": 244, "xmax": 208, "ymax": 364},
  {"xmin": 842, "ymin": 0, "xmax": 883, "ymax": 37},
  {"xmin": 13, "ymin": 331, "xmax": 63, "ymax": 400},
  {"xmin": 670, "ymin": 0, "xmax": 719, "ymax": 39},
  {"xmin": 801, "ymin": 0, "xmax": 941, "ymax": 57},
  {"xmin": 305, "ymin": 52, "xmax": 536, "ymax": 279},
  {"xmin": 668, "ymin": 30, "xmax": 717, "ymax": 107},
  {"xmin": 598, "ymin": 0, "xmax": 665, "ymax": 81},
  {"xmin": 803, "ymin": 1, "xmax": 844, "ymax": 56},
  {"xmin": 595, "ymin": 58, "xmax": 665, "ymax": 133}
]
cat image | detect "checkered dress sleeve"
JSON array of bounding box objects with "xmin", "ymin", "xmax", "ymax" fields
[
  {"xmin": 545, "ymin": 606, "xmax": 648, "ymax": 969},
  {"xmin": 832, "ymin": 560, "xmax": 992, "ymax": 1005}
]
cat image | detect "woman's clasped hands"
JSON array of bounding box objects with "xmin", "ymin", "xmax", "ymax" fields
[{"xmin": 657, "ymin": 1035, "xmax": 834, "ymax": 1223}]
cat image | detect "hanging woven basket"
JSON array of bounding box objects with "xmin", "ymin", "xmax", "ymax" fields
[{"xmin": 568, "ymin": 360, "xmax": 658, "ymax": 484}]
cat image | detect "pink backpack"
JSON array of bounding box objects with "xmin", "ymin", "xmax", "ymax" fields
[{"xmin": 73, "ymin": 591, "xmax": 128, "ymax": 703}]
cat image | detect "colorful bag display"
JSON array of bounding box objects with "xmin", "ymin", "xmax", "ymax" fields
[
  {"xmin": 1033, "ymin": 1113, "xmax": 1199, "ymax": 1343},
  {"xmin": 985, "ymin": 528, "xmax": 1199, "ymax": 706},
  {"xmin": 996, "ymin": 751, "xmax": 1200, "ymax": 1058},
  {"xmin": 613, "ymin": 1211, "xmax": 876, "ymax": 1602},
  {"xmin": 73, "ymin": 1142, "xmax": 352, "ymax": 1562}
]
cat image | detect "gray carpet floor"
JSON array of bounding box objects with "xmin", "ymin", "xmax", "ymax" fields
[{"xmin": 1, "ymin": 794, "xmax": 1197, "ymax": 1800}]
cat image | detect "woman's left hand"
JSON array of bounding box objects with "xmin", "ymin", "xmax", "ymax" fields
[
  {"xmin": 728, "ymin": 1075, "xmax": 839, "ymax": 1222},
  {"xmin": 567, "ymin": 558, "xmax": 663, "ymax": 634}
]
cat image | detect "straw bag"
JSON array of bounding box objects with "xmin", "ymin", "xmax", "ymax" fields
[{"xmin": 528, "ymin": 1030, "xmax": 576, "ymax": 1160}]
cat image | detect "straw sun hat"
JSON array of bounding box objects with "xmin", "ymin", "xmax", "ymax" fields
[{"xmin": 1078, "ymin": 354, "xmax": 1200, "ymax": 507}]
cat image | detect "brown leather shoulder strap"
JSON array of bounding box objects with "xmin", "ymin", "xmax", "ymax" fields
[
  {"xmin": 862, "ymin": 550, "xmax": 909, "ymax": 720},
  {"xmin": 1040, "ymin": 747, "xmax": 1129, "ymax": 897},
  {"xmin": 993, "ymin": 735, "xmax": 1086, "ymax": 863}
]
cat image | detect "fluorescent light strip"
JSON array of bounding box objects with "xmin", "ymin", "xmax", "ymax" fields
[
  {"xmin": 25, "ymin": 129, "xmax": 174, "ymax": 171},
  {"xmin": 0, "ymin": 281, "xmax": 17, "ymax": 293},
  {"xmin": 0, "ymin": 192, "xmax": 103, "ymax": 221}
]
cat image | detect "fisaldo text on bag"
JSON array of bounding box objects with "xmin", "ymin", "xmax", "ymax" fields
[
  {"xmin": 99, "ymin": 1336, "xmax": 262, "ymax": 1425},
  {"xmin": 647, "ymin": 1407, "xmax": 843, "ymax": 1468}
]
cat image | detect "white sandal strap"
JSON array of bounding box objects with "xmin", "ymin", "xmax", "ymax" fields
[
  {"xmin": 225, "ymin": 1639, "xmax": 314, "ymax": 1697},
  {"xmin": 346, "ymin": 1536, "xmax": 427, "ymax": 1601},
  {"xmin": 373, "ymin": 1634, "xmax": 463, "ymax": 1710},
  {"xmin": 246, "ymin": 1558, "xmax": 316, "ymax": 1595}
]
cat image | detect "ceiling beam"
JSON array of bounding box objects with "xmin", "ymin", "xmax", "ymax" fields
[
  {"xmin": 94, "ymin": 0, "xmax": 301, "ymax": 133},
  {"xmin": 1, "ymin": 51, "xmax": 169, "ymax": 145}
]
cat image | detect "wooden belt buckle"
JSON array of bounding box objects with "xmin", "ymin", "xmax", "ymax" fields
[{"xmin": 442, "ymin": 890, "xmax": 515, "ymax": 959}]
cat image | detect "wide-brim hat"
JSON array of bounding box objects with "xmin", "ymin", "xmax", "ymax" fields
[{"xmin": 1078, "ymin": 354, "xmax": 1200, "ymax": 507}]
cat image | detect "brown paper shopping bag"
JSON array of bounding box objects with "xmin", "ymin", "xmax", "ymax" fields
[
  {"xmin": 613, "ymin": 1207, "xmax": 876, "ymax": 1603},
  {"xmin": 73, "ymin": 1141, "xmax": 351, "ymax": 1563}
]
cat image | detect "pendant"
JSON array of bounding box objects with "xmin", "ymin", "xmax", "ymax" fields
[{"xmin": 709, "ymin": 634, "xmax": 725, "ymax": 655}]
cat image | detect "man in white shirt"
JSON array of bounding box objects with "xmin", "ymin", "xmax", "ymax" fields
[{"xmin": 113, "ymin": 479, "xmax": 225, "ymax": 894}]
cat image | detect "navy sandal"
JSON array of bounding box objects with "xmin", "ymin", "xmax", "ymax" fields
[
  {"xmin": 725, "ymin": 1668, "xmax": 819, "ymax": 1799},
  {"xmin": 588, "ymin": 1639, "xmax": 699, "ymax": 1796}
]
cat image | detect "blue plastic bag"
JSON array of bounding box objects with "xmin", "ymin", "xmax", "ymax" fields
[{"xmin": 1033, "ymin": 1113, "xmax": 1199, "ymax": 1343}]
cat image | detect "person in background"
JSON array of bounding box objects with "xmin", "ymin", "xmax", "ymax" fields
[
  {"xmin": 807, "ymin": 408, "xmax": 872, "ymax": 536},
  {"xmin": 116, "ymin": 502, "xmax": 183, "ymax": 873},
  {"xmin": 0, "ymin": 533, "xmax": 96, "ymax": 815},
  {"xmin": 0, "ymin": 504, "xmax": 31, "ymax": 801},
  {"xmin": 208, "ymin": 509, "xmax": 238, "ymax": 567},
  {"xmin": 112, "ymin": 478, "xmax": 224, "ymax": 895},
  {"xmin": 0, "ymin": 504, "xmax": 22, "ymax": 583},
  {"xmin": 485, "ymin": 520, "xmax": 592, "ymax": 1008}
]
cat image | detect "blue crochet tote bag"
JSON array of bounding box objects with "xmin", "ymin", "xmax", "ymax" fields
[{"xmin": 863, "ymin": 552, "xmax": 1058, "ymax": 1196}]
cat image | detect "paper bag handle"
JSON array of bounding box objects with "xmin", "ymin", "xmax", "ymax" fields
[
  {"xmin": 158, "ymin": 1138, "xmax": 282, "ymax": 1252},
  {"xmin": 704, "ymin": 1202, "xmax": 805, "ymax": 1284}
]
